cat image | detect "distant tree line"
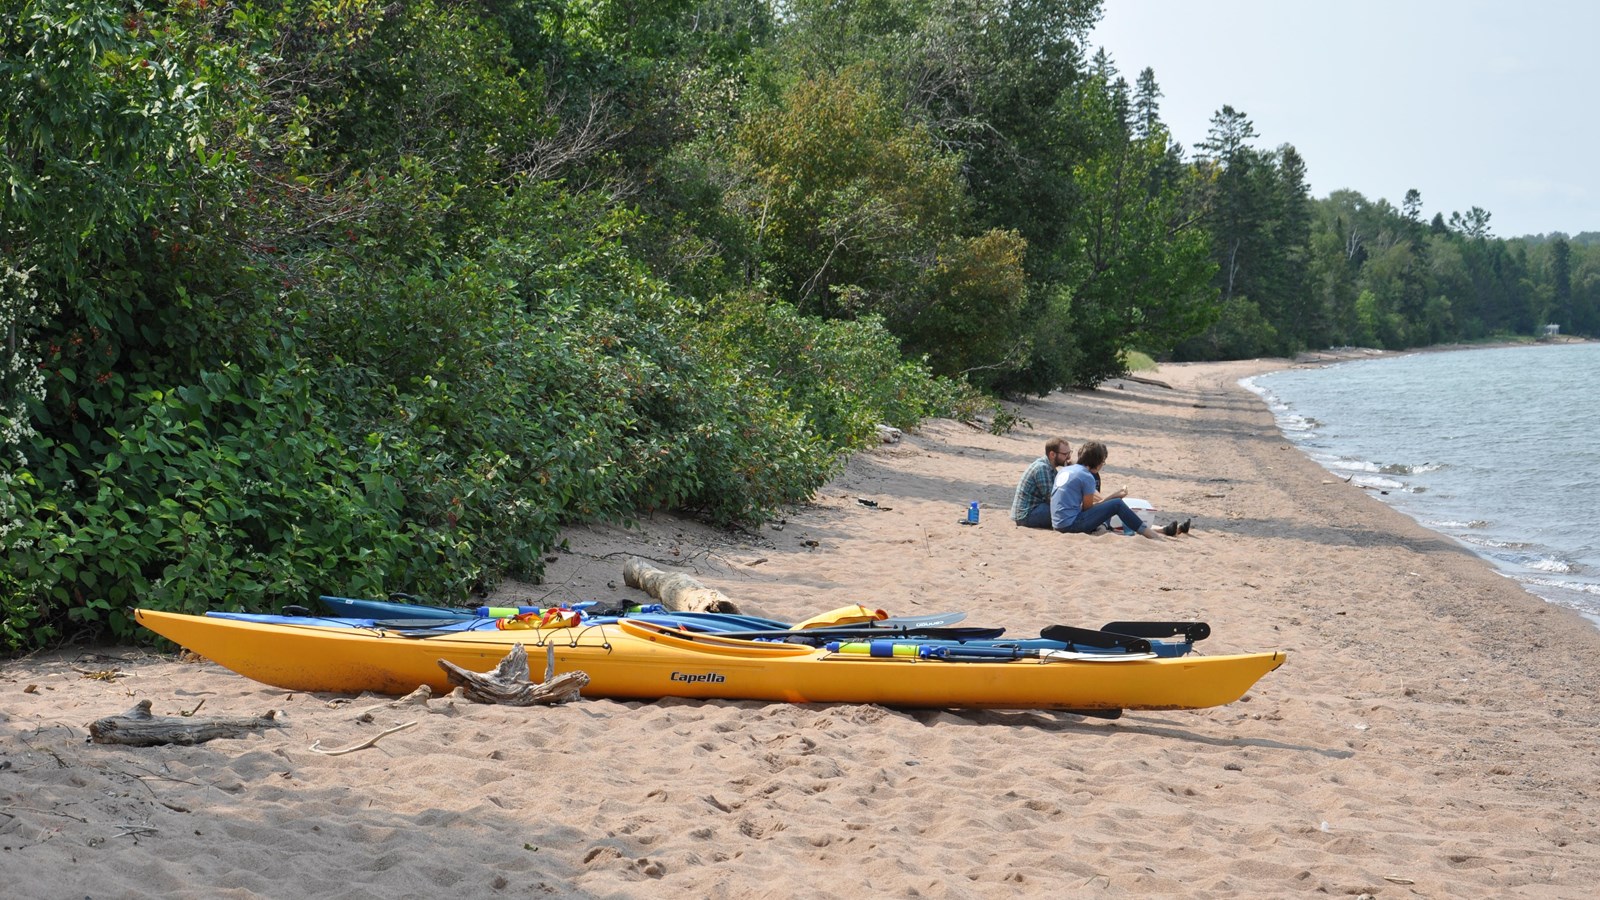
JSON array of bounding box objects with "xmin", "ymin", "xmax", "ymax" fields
[
  {"xmin": 1169, "ymin": 117, "xmax": 1600, "ymax": 358},
  {"xmin": 2, "ymin": 1, "xmax": 1591, "ymax": 648},
  {"xmin": 1101, "ymin": 80, "xmax": 1600, "ymax": 359}
]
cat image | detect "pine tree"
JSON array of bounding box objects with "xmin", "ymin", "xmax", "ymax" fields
[
  {"xmin": 1132, "ymin": 67, "xmax": 1162, "ymax": 140},
  {"xmin": 1402, "ymin": 189, "xmax": 1423, "ymax": 224},
  {"xmin": 1550, "ymin": 237, "xmax": 1573, "ymax": 330}
]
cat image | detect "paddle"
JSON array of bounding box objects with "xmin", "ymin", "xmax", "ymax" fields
[
  {"xmin": 1039, "ymin": 621, "xmax": 1211, "ymax": 653},
  {"xmin": 718, "ymin": 624, "xmax": 1004, "ymax": 643},
  {"xmin": 1038, "ymin": 625, "xmax": 1152, "ymax": 654},
  {"xmin": 854, "ymin": 611, "xmax": 968, "ymax": 630},
  {"xmin": 1101, "ymin": 621, "xmax": 1210, "ymax": 643}
]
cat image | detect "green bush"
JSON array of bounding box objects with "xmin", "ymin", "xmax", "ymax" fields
[
  {"xmin": 2, "ymin": 364, "xmax": 417, "ymax": 647},
  {"xmin": 710, "ymin": 295, "xmax": 968, "ymax": 448},
  {"xmin": 1172, "ymin": 295, "xmax": 1281, "ymax": 362}
]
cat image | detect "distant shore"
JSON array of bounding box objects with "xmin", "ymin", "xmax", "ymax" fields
[
  {"xmin": 1285, "ymin": 333, "xmax": 1593, "ymax": 368},
  {"xmin": 5, "ymin": 356, "xmax": 1600, "ymax": 896}
]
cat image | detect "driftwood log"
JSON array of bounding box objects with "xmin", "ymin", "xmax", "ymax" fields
[
  {"xmin": 1121, "ymin": 374, "xmax": 1173, "ymax": 389},
  {"xmin": 438, "ymin": 643, "xmax": 589, "ymax": 706},
  {"xmin": 309, "ymin": 721, "xmax": 418, "ymax": 756},
  {"xmin": 89, "ymin": 699, "xmax": 281, "ymax": 746},
  {"xmin": 622, "ymin": 556, "xmax": 741, "ymax": 613}
]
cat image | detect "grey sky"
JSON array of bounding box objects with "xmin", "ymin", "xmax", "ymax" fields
[{"xmin": 1090, "ymin": 1, "xmax": 1597, "ymax": 238}]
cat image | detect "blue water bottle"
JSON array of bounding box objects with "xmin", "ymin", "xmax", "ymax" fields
[{"xmin": 967, "ymin": 501, "xmax": 980, "ymax": 524}]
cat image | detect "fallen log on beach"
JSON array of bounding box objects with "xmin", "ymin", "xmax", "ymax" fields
[
  {"xmin": 89, "ymin": 699, "xmax": 281, "ymax": 746},
  {"xmin": 1121, "ymin": 374, "xmax": 1173, "ymax": 389},
  {"xmin": 622, "ymin": 556, "xmax": 742, "ymax": 613}
]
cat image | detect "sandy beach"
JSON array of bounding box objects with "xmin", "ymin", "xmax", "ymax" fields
[{"xmin": 5, "ymin": 356, "xmax": 1600, "ymax": 898}]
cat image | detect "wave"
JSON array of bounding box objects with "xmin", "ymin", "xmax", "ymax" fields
[
  {"xmin": 1453, "ymin": 533, "xmax": 1529, "ymax": 549},
  {"xmin": 1379, "ymin": 461, "xmax": 1444, "ymax": 475},
  {"xmin": 1476, "ymin": 545, "xmax": 1577, "ymax": 575},
  {"xmin": 1277, "ymin": 413, "xmax": 1319, "ymax": 434},
  {"xmin": 1333, "ymin": 457, "xmax": 1381, "ymax": 473},
  {"xmin": 1521, "ymin": 576, "xmax": 1600, "ymax": 598},
  {"xmin": 1327, "ymin": 457, "xmax": 1435, "ymax": 478},
  {"xmin": 1443, "ymin": 529, "xmax": 1583, "ymax": 595}
]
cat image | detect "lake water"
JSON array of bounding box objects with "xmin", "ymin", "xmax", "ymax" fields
[{"xmin": 1245, "ymin": 343, "xmax": 1600, "ymax": 627}]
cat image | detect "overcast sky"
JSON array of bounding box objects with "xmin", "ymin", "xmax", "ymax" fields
[{"xmin": 1090, "ymin": 1, "xmax": 1598, "ymax": 238}]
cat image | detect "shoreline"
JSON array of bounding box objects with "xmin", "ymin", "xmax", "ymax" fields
[
  {"xmin": 5, "ymin": 357, "xmax": 1600, "ymax": 896},
  {"xmin": 1242, "ymin": 341, "xmax": 1600, "ymax": 630}
]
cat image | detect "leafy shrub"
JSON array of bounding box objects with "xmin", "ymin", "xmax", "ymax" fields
[
  {"xmin": 2, "ymin": 364, "xmax": 418, "ymax": 648},
  {"xmin": 1172, "ymin": 295, "xmax": 1281, "ymax": 362},
  {"xmin": 709, "ymin": 295, "xmax": 968, "ymax": 450}
]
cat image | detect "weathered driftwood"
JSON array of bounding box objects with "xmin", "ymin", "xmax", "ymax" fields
[
  {"xmin": 309, "ymin": 721, "xmax": 417, "ymax": 756},
  {"xmin": 1122, "ymin": 374, "xmax": 1173, "ymax": 389},
  {"xmin": 89, "ymin": 699, "xmax": 281, "ymax": 746},
  {"xmin": 352, "ymin": 684, "xmax": 436, "ymax": 720},
  {"xmin": 438, "ymin": 643, "xmax": 589, "ymax": 706},
  {"xmin": 622, "ymin": 556, "xmax": 741, "ymax": 613}
]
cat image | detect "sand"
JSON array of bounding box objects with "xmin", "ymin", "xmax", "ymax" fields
[{"xmin": 5, "ymin": 357, "xmax": 1600, "ymax": 899}]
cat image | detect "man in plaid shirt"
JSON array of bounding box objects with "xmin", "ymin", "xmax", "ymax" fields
[{"xmin": 1010, "ymin": 437, "xmax": 1072, "ymax": 528}]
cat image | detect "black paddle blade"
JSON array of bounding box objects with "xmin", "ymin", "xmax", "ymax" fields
[
  {"xmin": 1100, "ymin": 621, "xmax": 1210, "ymax": 643},
  {"xmin": 1039, "ymin": 624, "xmax": 1152, "ymax": 654}
]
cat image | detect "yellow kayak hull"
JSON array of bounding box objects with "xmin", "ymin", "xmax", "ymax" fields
[{"xmin": 135, "ymin": 609, "xmax": 1285, "ymax": 711}]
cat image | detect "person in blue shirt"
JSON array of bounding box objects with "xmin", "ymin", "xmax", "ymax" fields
[
  {"xmin": 1051, "ymin": 441, "xmax": 1186, "ymax": 538},
  {"xmin": 1010, "ymin": 437, "xmax": 1072, "ymax": 528}
]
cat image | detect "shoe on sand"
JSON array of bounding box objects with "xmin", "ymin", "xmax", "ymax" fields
[
  {"xmin": 1161, "ymin": 521, "xmax": 1179, "ymax": 537},
  {"xmin": 1179, "ymin": 519, "xmax": 1192, "ymax": 534}
]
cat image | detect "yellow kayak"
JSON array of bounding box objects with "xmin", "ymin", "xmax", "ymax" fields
[{"xmin": 135, "ymin": 609, "xmax": 1286, "ymax": 712}]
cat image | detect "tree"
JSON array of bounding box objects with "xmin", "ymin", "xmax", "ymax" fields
[
  {"xmin": 752, "ymin": 1, "xmax": 1152, "ymax": 390},
  {"xmin": 1268, "ymin": 144, "xmax": 1314, "ymax": 352},
  {"xmin": 733, "ymin": 64, "xmax": 966, "ymax": 318},
  {"xmin": 1549, "ymin": 236, "xmax": 1573, "ymax": 330},
  {"xmin": 1183, "ymin": 107, "xmax": 1313, "ymax": 357},
  {"xmin": 1195, "ymin": 105, "xmax": 1259, "ymax": 162},
  {"xmin": 1358, "ymin": 240, "xmax": 1417, "ymax": 345},
  {"xmin": 1402, "ymin": 188, "xmax": 1423, "ymax": 224},
  {"xmin": 1195, "ymin": 106, "xmax": 1265, "ymax": 304},
  {"xmin": 731, "ymin": 63, "xmax": 1029, "ymax": 385},
  {"xmin": 2, "ymin": 0, "xmax": 260, "ymax": 452},
  {"xmin": 1307, "ymin": 225, "xmax": 1358, "ymax": 346},
  {"xmin": 1060, "ymin": 67, "xmax": 1217, "ymax": 379},
  {"xmin": 1569, "ymin": 242, "xmax": 1600, "ymax": 335},
  {"xmin": 1067, "ymin": 126, "xmax": 1218, "ymax": 380},
  {"xmin": 1132, "ymin": 67, "xmax": 1162, "ymax": 140},
  {"xmin": 1355, "ymin": 288, "xmax": 1403, "ymax": 347},
  {"xmin": 1449, "ymin": 206, "xmax": 1494, "ymax": 239}
]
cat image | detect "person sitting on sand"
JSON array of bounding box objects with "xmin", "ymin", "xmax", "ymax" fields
[
  {"xmin": 1010, "ymin": 437, "xmax": 1072, "ymax": 529},
  {"xmin": 1051, "ymin": 441, "xmax": 1188, "ymax": 538}
]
